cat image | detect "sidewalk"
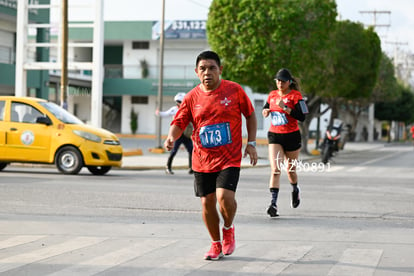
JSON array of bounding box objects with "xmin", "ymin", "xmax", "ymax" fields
[
  {"xmin": 119, "ymin": 135, "xmax": 386, "ymax": 170},
  {"xmin": 120, "ymin": 144, "xmax": 272, "ymax": 170},
  {"xmin": 6, "ymin": 134, "xmax": 387, "ymax": 171},
  {"xmin": 119, "ymin": 134, "xmax": 272, "ymax": 170}
]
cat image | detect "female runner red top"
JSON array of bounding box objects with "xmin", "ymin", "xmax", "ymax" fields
[
  {"xmin": 266, "ymin": 89, "xmax": 303, "ymax": 134},
  {"xmin": 172, "ymin": 79, "xmax": 255, "ymax": 173}
]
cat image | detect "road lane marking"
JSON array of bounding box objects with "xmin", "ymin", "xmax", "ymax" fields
[
  {"xmin": 347, "ymin": 167, "xmax": 365, "ymax": 172},
  {"xmin": 357, "ymin": 152, "xmax": 400, "ymax": 166},
  {"xmin": 327, "ymin": 166, "xmax": 345, "ymax": 172}
]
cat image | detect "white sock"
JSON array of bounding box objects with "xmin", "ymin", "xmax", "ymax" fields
[{"xmin": 223, "ymin": 224, "xmax": 233, "ymax": 230}]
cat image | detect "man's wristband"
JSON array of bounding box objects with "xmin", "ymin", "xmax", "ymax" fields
[{"xmin": 247, "ymin": 141, "xmax": 256, "ymax": 147}]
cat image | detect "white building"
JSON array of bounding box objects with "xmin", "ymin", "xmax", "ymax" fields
[{"xmin": 48, "ymin": 19, "xmax": 271, "ymax": 138}]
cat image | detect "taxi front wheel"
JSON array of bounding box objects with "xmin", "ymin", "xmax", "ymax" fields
[
  {"xmin": 0, "ymin": 162, "xmax": 8, "ymax": 171},
  {"xmin": 87, "ymin": 166, "xmax": 111, "ymax": 175},
  {"xmin": 55, "ymin": 146, "xmax": 83, "ymax": 175}
]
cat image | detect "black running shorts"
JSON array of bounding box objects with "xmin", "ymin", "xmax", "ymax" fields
[
  {"xmin": 193, "ymin": 167, "xmax": 240, "ymax": 197},
  {"xmin": 267, "ymin": 130, "xmax": 302, "ymax": 151}
]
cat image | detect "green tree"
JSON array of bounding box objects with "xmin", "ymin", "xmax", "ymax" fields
[
  {"xmin": 323, "ymin": 21, "xmax": 381, "ymax": 100},
  {"xmin": 207, "ymin": 0, "xmax": 337, "ymax": 93},
  {"xmin": 371, "ymin": 53, "xmax": 399, "ymax": 102},
  {"xmin": 207, "ymin": 0, "xmax": 337, "ymax": 153},
  {"xmin": 375, "ymin": 84, "xmax": 414, "ymax": 141},
  {"xmin": 140, "ymin": 59, "xmax": 149, "ymax": 78},
  {"xmin": 130, "ymin": 108, "xmax": 138, "ymax": 134},
  {"xmin": 322, "ymin": 21, "xmax": 381, "ymax": 139}
]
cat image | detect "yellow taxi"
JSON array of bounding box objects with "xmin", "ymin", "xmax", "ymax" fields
[{"xmin": 0, "ymin": 96, "xmax": 123, "ymax": 175}]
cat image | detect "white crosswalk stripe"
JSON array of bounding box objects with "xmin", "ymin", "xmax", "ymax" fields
[
  {"xmin": 0, "ymin": 236, "xmax": 106, "ymax": 273},
  {"xmin": 47, "ymin": 239, "xmax": 177, "ymax": 276},
  {"xmin": 327, "ymin": 248, "xmax": 383, "ymax": 276},
  {"xmin": 0, "ymin": 235, "xmax": 46, "ymax": 250},
  {"xmin": 0, "ymin": 235, "xmax": 391, "ymax": 275},
  {"xmin": 239, "ymin": 245, "xmax": 313, "ymax": 274}
]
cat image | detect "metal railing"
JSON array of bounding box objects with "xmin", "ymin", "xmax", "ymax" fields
[{"xmin": 104, "ymin": 64, "xmax": 197, "ymax": 80}]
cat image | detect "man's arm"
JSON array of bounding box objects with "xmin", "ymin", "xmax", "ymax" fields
[
  {"xmin": 244, "ymin": 111, "xmax": 258, "ymax": 166},
  {"xmin": 164, "ymin": 124, "xmax": 184, "ymax": 151},
  {"xmin": 246, "ymin": 111, "xmax": 257, "ymax": 143}
]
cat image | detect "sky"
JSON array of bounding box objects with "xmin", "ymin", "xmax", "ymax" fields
[{"xmin": 58, "ymin": 0, "xmax": 414, "ymax": 55}]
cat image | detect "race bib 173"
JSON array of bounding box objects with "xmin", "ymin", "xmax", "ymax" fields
[{"xmin": 199, "ymin": 122, "xmax": 232, "ymax": 148}]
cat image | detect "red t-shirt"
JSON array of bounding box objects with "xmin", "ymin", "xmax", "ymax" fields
[
  {"xmin": 266, "ymin": 89, "xmax": 303, "ymax": 134},
  {"xmin": 172, "ymin": 80, "xmax": 255, "ymax": 172}
]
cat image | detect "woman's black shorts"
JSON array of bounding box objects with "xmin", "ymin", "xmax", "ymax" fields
[
  {"xmin": 267, "ymin": 130, "xmax": 302, "ymax": 151},
  {"xmin": 193, "ymin": 167, "xmax": 240, "ymax": 197}
]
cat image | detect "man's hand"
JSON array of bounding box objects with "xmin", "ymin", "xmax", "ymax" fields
[
  {"xmin": 244, "ymin": 145, "xmax": 258, "ymax": 166},
  {"xmin": 164, "ymin": 137, "xmax": 174, "ymax": 151}
]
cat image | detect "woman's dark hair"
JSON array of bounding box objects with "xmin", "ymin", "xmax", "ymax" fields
[
  {"xmin": 290, "ymin": 77, "xmax": 301, "ymax": 91},
  {"xmin": 196, "ymin": 50, "xmax": 221, "ymax": 67}
]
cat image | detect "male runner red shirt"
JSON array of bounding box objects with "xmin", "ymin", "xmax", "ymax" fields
[
  {"xmin": 172, "ymin": 79, "xmax": 255, "ymax": 173},
  {"xmin": 266, "ymin": 89, "xmax": 303, "ymax": 134}
]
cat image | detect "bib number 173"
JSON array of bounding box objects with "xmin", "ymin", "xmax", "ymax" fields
[{"xmin": 199, "ymin": 122, "xmax": 232, "ymax": 148}]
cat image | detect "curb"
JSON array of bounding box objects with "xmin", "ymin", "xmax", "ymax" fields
[
  {"xmin": 118, "ymin": 162, "xmax": 271, "ymax": 171},
  {"xmin": 122, "ymin": 149, "xmax": 143, "ymax": 156}
]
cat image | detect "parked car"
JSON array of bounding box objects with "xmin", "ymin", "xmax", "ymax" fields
[{"xmin": 0, "ymin": 96, "xmax": 123, "ymax": 175}]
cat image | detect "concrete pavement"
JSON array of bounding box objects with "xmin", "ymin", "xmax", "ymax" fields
[{"xmin": 3, "ymin": 140, "xmax": 412, "ymax": 275}]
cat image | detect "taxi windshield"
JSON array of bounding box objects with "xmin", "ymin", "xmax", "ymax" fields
[{"xmin": 40, "ymin": 102, "xmax": 84, "ymax": 124}]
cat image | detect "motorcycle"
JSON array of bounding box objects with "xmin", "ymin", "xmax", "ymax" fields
[{"xmin": 321, "ymin": 118, "xmax": 344, "ymax": 164}]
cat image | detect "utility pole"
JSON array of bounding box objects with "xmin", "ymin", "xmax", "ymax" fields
[
  {"xmin": 359, "ymin": 10, "xmax": 391, "ymax": 143},
  {"xmin": 15, "ymin": 0, "xmax": 28, "ymax": 97},
  {"xmin": 385, "ymin": 41, "xmax": 409, "ymax": 67},
  {"xmin": 385, "ymin": 41, "xmax": 412, "ymax": 89},
  {"xmin": 156, "ymin": 0, "xmax": 166, "ymax": 149},
  {"xmin": 60, "ymin": 0, "xmax": 68, "ymax": 108},
  {"xmin": 359, "ymin": 10, "xmax": 391, "ymax": 28},
  {"xmin": 90, "ymin": 0, "xmax": 105, "ymax": 128}
]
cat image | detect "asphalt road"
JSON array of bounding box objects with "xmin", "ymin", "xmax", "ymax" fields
[{"xmin": 0, "ymin": 143, "xmax": 413, "ymax": 275}]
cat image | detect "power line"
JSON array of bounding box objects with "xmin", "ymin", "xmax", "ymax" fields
[
  {"xmin": 359, "ymin": 10, "xmax": 391, "ymax": 28},
  {"xmin": 385, "ymin": 41, "xmax": 408, "ymax": 46},
  {"xmin": 184, "ymin": 0, "xmax": 210, "ymax": 9}
]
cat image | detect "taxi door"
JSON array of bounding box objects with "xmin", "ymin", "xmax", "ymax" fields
[
  {"xmin": 3, "ymin": 101, "xmax": 53, "ymax": 162},
  {"xmin": 0, "ymin": 100, "xmax": 6, "ymax": 157}
]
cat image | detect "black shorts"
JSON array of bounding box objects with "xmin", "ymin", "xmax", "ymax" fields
[
  {"xmin": 268, "ymin": 130, "xmax": 302, "ymax": 151},
  {"xmin": 193, "ymin": 167, "xmax": 240, "ymax": 197}
]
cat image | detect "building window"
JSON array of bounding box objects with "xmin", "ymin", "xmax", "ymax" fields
[
  {"xmin": 131, "ymin": 96, "xmax": 148, "ymax": 104},
  {"xmin": 0, "ymin": 46, "xmax": 13, "ymax": 63},
  {"xmin": 132, "ymin": 41, "xmax": 149, "ymax": 49}
]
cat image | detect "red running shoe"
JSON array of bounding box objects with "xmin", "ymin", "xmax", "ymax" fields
[
  {"xmin": 204, "ymin": 242, "xmax": 223, "ymax": 260},
  {"xmin": 222, "ymin": 225, "xmax": 235, "ymax": 255}
]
